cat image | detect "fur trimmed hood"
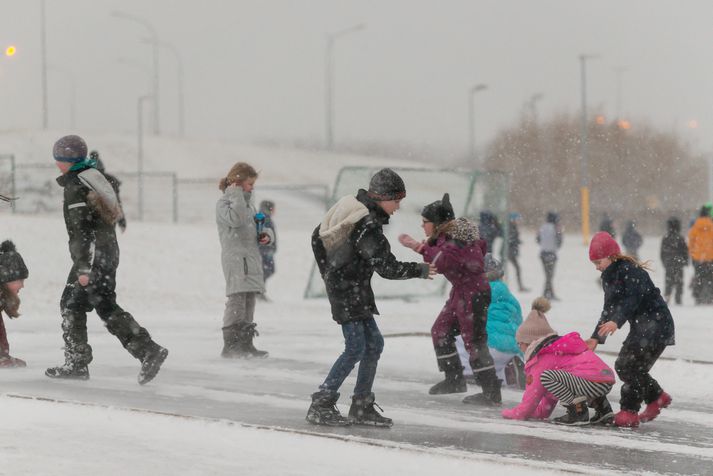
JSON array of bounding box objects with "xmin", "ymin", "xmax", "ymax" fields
[
  {"xmin": 448, "ymin": 217, "xmax": 480, "ymax": 243},
  {"xmin": 318, "ymin": 195, "xmax": 370, "ymax": 252}
]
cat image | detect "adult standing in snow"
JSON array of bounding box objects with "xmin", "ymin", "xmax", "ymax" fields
[
  {"xmin": 687, "ymin": 206, "xmax": 713, "ymax": 304},
  {"xmin": 400, "ymin": 194, "xmax": 502, "ymax": 406},
  {"xmin": 536, "ymin": 211, "xmax": 562, "ymax": 300},
  {"xmin": 660, "ymin": 217, "xmax": 688, "ymax": 305},
  {"xmin": 217, "ymin": 162, "xmax": 273, "ymax": 358},
  {"xmin": 90, "ymin": 150, "xmax": 127, "ymax": 232},
  {"xmin": 256, "ymin": 200, "xmax": 277, "ymax": 301},
  {"xmin": 478, "ymin": 210, "xmax": 502, "ymax": 253},
  {"xmin": 307, "ymin": 168, "xmax": 435, "ymax": 427},
  {"xmin": 586, "ymin": 231, "xmax": 675, "ymax": 428},
  {"xmin": 0, "ymin": 240, "xmax": 29, "ymax": 368},
  {"xmin": 46, "ymin": 135, "xmax": 168, "ymax": 384},
  {"xmin": 598, "ymin": 213, "xmax": 616, "ymax": 240},
  {"xmin": 622, "ymin": 220, "xmax": 643, "ymax": 259},
  {"xmin": 507, "ymin": 212, "xmax": 529, "ymax": 291}
]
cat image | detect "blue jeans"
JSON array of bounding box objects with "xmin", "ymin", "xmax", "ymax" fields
[{"xmin": 318, "ymin": 318, "xmax": 384, "ymax": 398}]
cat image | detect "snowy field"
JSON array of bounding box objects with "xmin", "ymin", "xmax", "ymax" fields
[{"xmin": 2, "ymin": 202, "xmax": 713, "ymax": 474}]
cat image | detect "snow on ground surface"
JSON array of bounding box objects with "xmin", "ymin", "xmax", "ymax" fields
[{"xmin": 2, "ymin": 176, "xmax": 713, "ymax": 474}]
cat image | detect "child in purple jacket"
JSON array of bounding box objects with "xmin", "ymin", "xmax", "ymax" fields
[
  {"xmin": 501, "ymin": 298, "xmax": 616, "ymax": 425},
  {"xmin": 400, "ymin": 194, "xmax": 501, "ymax": 406}
]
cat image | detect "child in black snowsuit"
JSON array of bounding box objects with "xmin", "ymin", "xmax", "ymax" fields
[
  {"xmin": 660, "ymin": 217, "xmax": 688, "ymax": 305},
  {"xmin": 587, "ymin": 232, "xmax": 675, "ymax": 428}
]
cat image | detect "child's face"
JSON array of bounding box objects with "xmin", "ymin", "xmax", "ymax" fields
[
  {"xmin": 5, "ymin": 279, "xmax": 24, "ymax": 295},
  {"xmin": 592, "ymin": 257, "xmax": 613, "ymax": 272},
  {"xmin": 239, "ymin": 177, "xmax": 256, "ymax": 193},
  {"xmin": 378, "ymin": 199, "xmax": 401, "ymax": 216},
  {"xmin": 421, "ymin": 217, "xmax": 435, "ymax": 237},
  {"xmin": 55, "ymin": 161, "xmax": 72, "ymax": 174},
  {"xmin": 518, "ymin": 342, "xmax": 529, "ymax": 354}
]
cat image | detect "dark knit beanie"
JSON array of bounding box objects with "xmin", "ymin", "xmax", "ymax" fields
[
  {"xmin": 422, "ymin": 193, "xmax": 455, "ymax": 226},
  {"xmin": 367, "ymin": 168, "xmax": 406, "ymax": 201},
  {"xmin": 0, "ymin": 241, "xmax": 29, "ymax": 284},
  {"xmin": 53, "ymin": 135, "xmax": 88, "ymax": 162}
]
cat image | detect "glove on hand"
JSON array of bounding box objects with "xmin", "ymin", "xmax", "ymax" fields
[{"xmin": 398, "ymin": 234, "xmax": 424, "ymax": 253}]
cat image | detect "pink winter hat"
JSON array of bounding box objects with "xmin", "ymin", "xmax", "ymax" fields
[{"xmin": 589, "ymin": 231, "xmax": 621, "ymax": 261}]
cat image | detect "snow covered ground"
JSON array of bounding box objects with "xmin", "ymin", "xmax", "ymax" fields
[{"xmin": 2, "ymin": 189, "xmax": 713, "ymax": 474}]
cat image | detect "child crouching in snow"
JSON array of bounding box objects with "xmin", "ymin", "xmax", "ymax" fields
[
  {"xmin": 0, "ymin": 240, "xmax": 29, "ymax": 368},
  {"xmin": 501, "ymin": 298, "xmax": 616, "ymax": 425}
]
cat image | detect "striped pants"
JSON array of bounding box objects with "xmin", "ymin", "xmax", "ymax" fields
[{"xmin": 540, "ymin": 370, "xmax": 613, "ymax": 405}]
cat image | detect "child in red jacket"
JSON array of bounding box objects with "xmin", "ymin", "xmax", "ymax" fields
[{"xmin": 0, "ymin": 240, "xmax": 29, "ymax": 368}]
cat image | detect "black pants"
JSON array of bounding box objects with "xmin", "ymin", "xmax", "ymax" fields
[
  {"xmin": 692, "ymin": 261, "xmax": 713, "ymax": 304},
  {"xmin": 663, "ymin": 265, "xmax": 684, "ymax": 304},
  {"xmin": 615, "ymin": 340, "xmax": 667, "ymax": 412},
  {"xmin": 508, "ymin": 253, "xmax": 525, "ymax": 290},
  {"xmin": 540, "ymin": 251, "xmax": 557, "ymax": 299},
  {"xmin": 59, "ymin": 265, "xmax": 155, "ymax": 367},
  {"xmin": 469, "ymin": 290, "xmax": 495, "ymax": 374}
]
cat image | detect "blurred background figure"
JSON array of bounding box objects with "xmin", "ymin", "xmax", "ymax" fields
[
  {"xmin": 660, "ymin": 217, "xmax": 688, "ymax": 305},
  {"xmin": 507, "ymin": 212, "xmax": 529, "ymax": 292},
  {"xmin": 257, "ymin": 200, "xmax": 277, "ymax": 301},
  {"xmin": 599, "ymin": 213, "xmax": 616, "ymax": 240},
  {"xmin": 91, "ymin": 150, "xmax": 127, "ymax": 233},
  {"xmin": 478, "ymin": 210, "xmax": 502, "ymax": 254},
  {"xmin": 537, "ymin": 211, "xmax": 562, "ymax": 301},
  {"xmin": 688, "ymin": 205, "xmax": 713, "ymax": 305},
  {"xmin": 622, "ymin": 220, "xmax": 643, "ymax": 259}
]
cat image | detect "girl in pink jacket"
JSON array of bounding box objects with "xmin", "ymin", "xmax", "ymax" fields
[{"xmin": 501, "ymin": 298, "xmax": 616, "ymax": 425}]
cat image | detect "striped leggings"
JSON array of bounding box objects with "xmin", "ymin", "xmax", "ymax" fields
[{"xmin": 540, "ymin": 370, "xmax": 613, "ymax": 405}]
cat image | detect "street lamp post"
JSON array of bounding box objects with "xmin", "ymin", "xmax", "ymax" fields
[
  {"xmin": 468, "ymin": 83, "xmax": 488, "ymax": 162},
  {"xmin": 112, "ymin": 11, "xmax": 160, "ymax": 135},
  {"xmin": 614, "ymin": 66, "xmax": 627, "ymax": 120},
  {"xmin": 137, "ymin": 95, "xmax": 151, "ymax": 221},
  {"xmin": 144, "ymin": 39, "xmax": 184, "ymax": 137},
  {"xmin": 40, "ymin": 0, "xmax": 48, "ymax": 129},
  {"xmin": 579, "ymin": 54, "xmax": 599, "ymax": 244},
  {"xmin": 527, "ymin": 92, "xmax": 544, "ymax": 123},
  {"xmin": 325, "ymin": 23, "xmax": 365, "ymax": 150}
]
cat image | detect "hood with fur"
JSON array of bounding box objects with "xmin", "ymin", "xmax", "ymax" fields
[{"xmin": 318, "ymin": 195, "xmax": 369, "ymax": 252}]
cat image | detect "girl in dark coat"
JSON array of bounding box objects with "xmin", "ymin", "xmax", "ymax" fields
[
  {"xmin": 586, "ymin": 231, "xmax": 675, "ymax": 428},
  {"xmin": 400, "ymin": 194, "xmax": 501, "ymax": 406},
  {"xmin": 660, "ymin": 217, "xmax": 688, "ymax": 305},
  {"xmin": 0, "ymin": 240, "xmax": 29, "ymax": 368}
]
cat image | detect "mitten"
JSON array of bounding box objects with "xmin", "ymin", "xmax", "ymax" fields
[{"xmin": 398, "ymin": 234, "xmax": 424, "ymax": 253}]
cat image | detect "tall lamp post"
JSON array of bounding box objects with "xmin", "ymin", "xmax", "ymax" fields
[
  {"xmin": 144, "ymin": 39, "xmax": 185, "ymax": 137},
  {"xmin": 579, "ymin": 54, "xmax": 599, "ymax": 244},
  {"xmin": 325, "ymin": 23, "xmax": 365, "ymax": 150},
  {"xmin": 468, "ymin": 83, "xmax": 488, "ymax": 162},
  {"xmin": 137, "ymin": 95, "xmax": 151, "ymax": 221},
  {"xmin": 40, "ymin": 0, "xmax": 48, "ymax": 129},
  {"xmin": 112, "ymin": 11, "xmax": 160, "ymax": 135},
  {"xmin": 527, "ymin": 92, "xmax": 544, "ymax": 123}
]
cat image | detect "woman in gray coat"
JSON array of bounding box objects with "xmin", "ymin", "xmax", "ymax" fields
[{"xmin": 216, "ymin": 162, "xmax": 274, "ymax": 358}]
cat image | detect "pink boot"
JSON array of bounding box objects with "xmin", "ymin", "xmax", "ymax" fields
[
  {"xmin": 639, "ymin": 392, "xmax": 672, "ymax": 423},
  {"xmin": 614, "ymin": 409, "xmax": 640, "ymax": 428}
]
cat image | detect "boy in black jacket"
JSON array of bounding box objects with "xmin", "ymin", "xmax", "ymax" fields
[
  {"xmin": 660, "ymin": 217, "xmax": 688, "ymax": 305},
  {"xmin": 307, "ymin": 168, "xmax": 435, "ymax": 427},
  {"xmin": 46, "ymin": 135, "xmax": 168, "ymax": 384}
]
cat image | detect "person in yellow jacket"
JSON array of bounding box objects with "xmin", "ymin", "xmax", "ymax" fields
[{"xmin": 687, "ymin": 206, "xmax": 713, "ymax": 304}]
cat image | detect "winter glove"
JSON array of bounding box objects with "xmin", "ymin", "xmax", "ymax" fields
[{"xmin": 398, "ymin": 234, "xmax": 424, "ymax": 253}]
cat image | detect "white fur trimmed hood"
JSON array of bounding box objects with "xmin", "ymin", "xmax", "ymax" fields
[{"xmin": 319, "ymin": 195, "xmax": 370, "ymax": 252}]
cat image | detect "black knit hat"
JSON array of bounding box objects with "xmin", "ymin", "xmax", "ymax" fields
[
  {"xmin": 53, "ymin": 135, "xmax": 88, "ymax": 162},
  {"xmin": 368, "ymin": 168, "xmax": 406, "ymax": 201},
  {"xmin": 421, "ymin": 193, "xmax": 455, "ymax": 226},
  {"xmin": 0, "ymin": 241, "xmax": 28, "ymax": 284}
]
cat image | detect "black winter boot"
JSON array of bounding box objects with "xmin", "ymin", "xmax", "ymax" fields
[
  {"xmin": 589, "ymin": 396, "xmax": 614, "ymax": 425},
  {"xmin": 306, "ymin": 392, "xmax": 350, "ymax": 426},
  {"xmin": 45, "ymin": 364, "xmax": 90, "ymax": 380},
  {"xmin": 462, "ymin": 370, "xmax": 502, "ymax": 406},
  {"xmin": 429, "ymin": 369, "xmax": 467, "ymax": 395},
  {"xmin": 553, "ymin": 398, "xmax": 590, "ymax": 425},
  {"xmin": 138, "ymin": 345, "xmax": 169, "ymax": 385},
  {"xmin": 237, "ymin": 322, "xmax": 269, "ymax": 358},
  {"xmin": 221, "ymin": 325, "xmax": 243, "ymax": 358},
  {"xmin": 348, "ymin": 393, "xmax": 393, "ymax": 427}
]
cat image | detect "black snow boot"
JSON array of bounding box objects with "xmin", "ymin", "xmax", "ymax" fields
[
  {"xmin": 589, "ymin": 395, "xmax": 614, "ymax": 425},
  {"xmin": 45, "ymin": 364, "xmax": 90, "ymax": 380},
  {"xmin": 553, "ymin": 399, "xmax": 590, "ymax": 426},
  {"xmin": 429, "ymin": 369, "xmax": 467, "ymax": 395},
  {"xmin": 348, "ymin": 393, "xmax": 393, "ymax": 427},
  {"xmin": 462, "ymin": 369, "xmax": 502, "ymax": 406},
  {"xmin": 237, "ymin": 322, "xmax": 269, "ymax": 358},
  {"xmin": 306, "ymin": 392, "xmax": 350, "ymax": 426},
  {"xmin": 138, "ymin": 345, "xmax": 169, "ymax": 385},
  {"xmin": 221, "ymin": 325, "xmax": 243, "ymax": 358}
]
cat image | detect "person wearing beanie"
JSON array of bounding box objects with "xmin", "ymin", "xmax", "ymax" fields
[
  {"xmin": 217, "ymin": 162, "xmax": 273, "ymax": 358},
  {"xmin": 536, "ymin": 211, "xmax": 563, "ymax": 300},
  {"xmin": 660, "ymin": 217, "xmax": 688, "ymax": 305},
  {"xmin": 0, "ymin": 240, "xmax": 29, "ymax": 368},
  {"xmin": 454, "ymin": 253, "xmax": 525, "ymax": 389},
  {"xmin": 502, "ymin": 297, "xmax": 616, "ymax": 425},
  {"xmin": 687, "ymin": 206, "xmax": 713, "ymax": 304},
  {"xmin": 90, "ymin": 150, "xmax": 127, "ymax": 232},
  {"xmin": 307, "ymin": 168, "xmax": 436, "ymax": 427},
  {"xmin": 399, "ymin": 196, "xmax": 502, "ymax": 407},
  {"xmin": 46, "ymin": 135, "xmax": 168, "ymax": 384},
  {"xmin": 256, "ymin": 199, "xmax": 277, "ymax": 301},
  {"xmin": 587, "ymin": 231, "xmax": 675, "ymax": 428}
]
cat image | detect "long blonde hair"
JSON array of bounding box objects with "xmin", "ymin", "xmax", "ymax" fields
[
  {"xmin": 218, "ymin": 162, "xmax": 258, "ymax": 192},
  {"xmin": 611, "ymin": 253, "xmax": 652, "ymax": 271}
]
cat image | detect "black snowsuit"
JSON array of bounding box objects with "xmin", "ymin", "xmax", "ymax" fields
[
  {"xmin": 591, "ymin": 259, "xmax": 675, "ymax": 412},
  {"xmin": 660, "ymin": 228, "xmax": 688, "ymax": 305},
  {"xmin": 56, "ymin": 166, "xmax": 160, "ymax": 367},
  {"xmin": 622, "ymin": 222, "xmax": 643, "ymax": 259}
]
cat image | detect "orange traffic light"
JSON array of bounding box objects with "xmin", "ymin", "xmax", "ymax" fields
[{"xmin": 4, "ymin": 45, "xmax": 16, "ymax": 57}]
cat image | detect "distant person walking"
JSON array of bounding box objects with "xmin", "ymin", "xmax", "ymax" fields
[
  {"xmin": 687, "ymin": 205, "xmax": 713, "ymax": 304},
  {"xmin": 479, "ymin": 210, "xmax": 503, "ymax": 254},
  {"xmin": 257, "ymin": 200, "xmax": 277, "ymax": 300},
  {"xmin": 507, "ymin": 212, "xmax": 529, "ymax": 291},
  {"xmin": 660, "ymin": 217, "xmax": 688, "ymax": 305},
  {"xmin": 536, "ymin": 211, "xmax": 562, "ymax": 300},
  {"xmin": 622, "ymin": 220, "xmax": 643, "ymax": 259},
  {"xmin": 599, "ymin": 213, "xmax": 616, "ymax": 240}
]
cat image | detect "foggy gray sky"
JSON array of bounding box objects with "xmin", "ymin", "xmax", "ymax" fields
[{"xmin": 2, "ymin": 1, "xmax": 712, "ymax": 157}]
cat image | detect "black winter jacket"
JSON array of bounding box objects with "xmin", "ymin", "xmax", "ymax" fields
[
  {"xmin": 56, "ymin": 167, "xmax": 120, "ymax": 275},
  {"xmin": 312, "ymin": 189, "xmax": 428, "ymax": 324},
  {"xmin": 591, "ymin": 259, "xmax": 675, "ymax": 347},
  {"xmin": 660, "ymin": 232, "xmax": 689, "ymax": 269}
]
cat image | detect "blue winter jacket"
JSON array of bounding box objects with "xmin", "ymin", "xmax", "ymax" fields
[{"xmin": 486, "ymin": 280, "xmax": 523, "ymax": 355}]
